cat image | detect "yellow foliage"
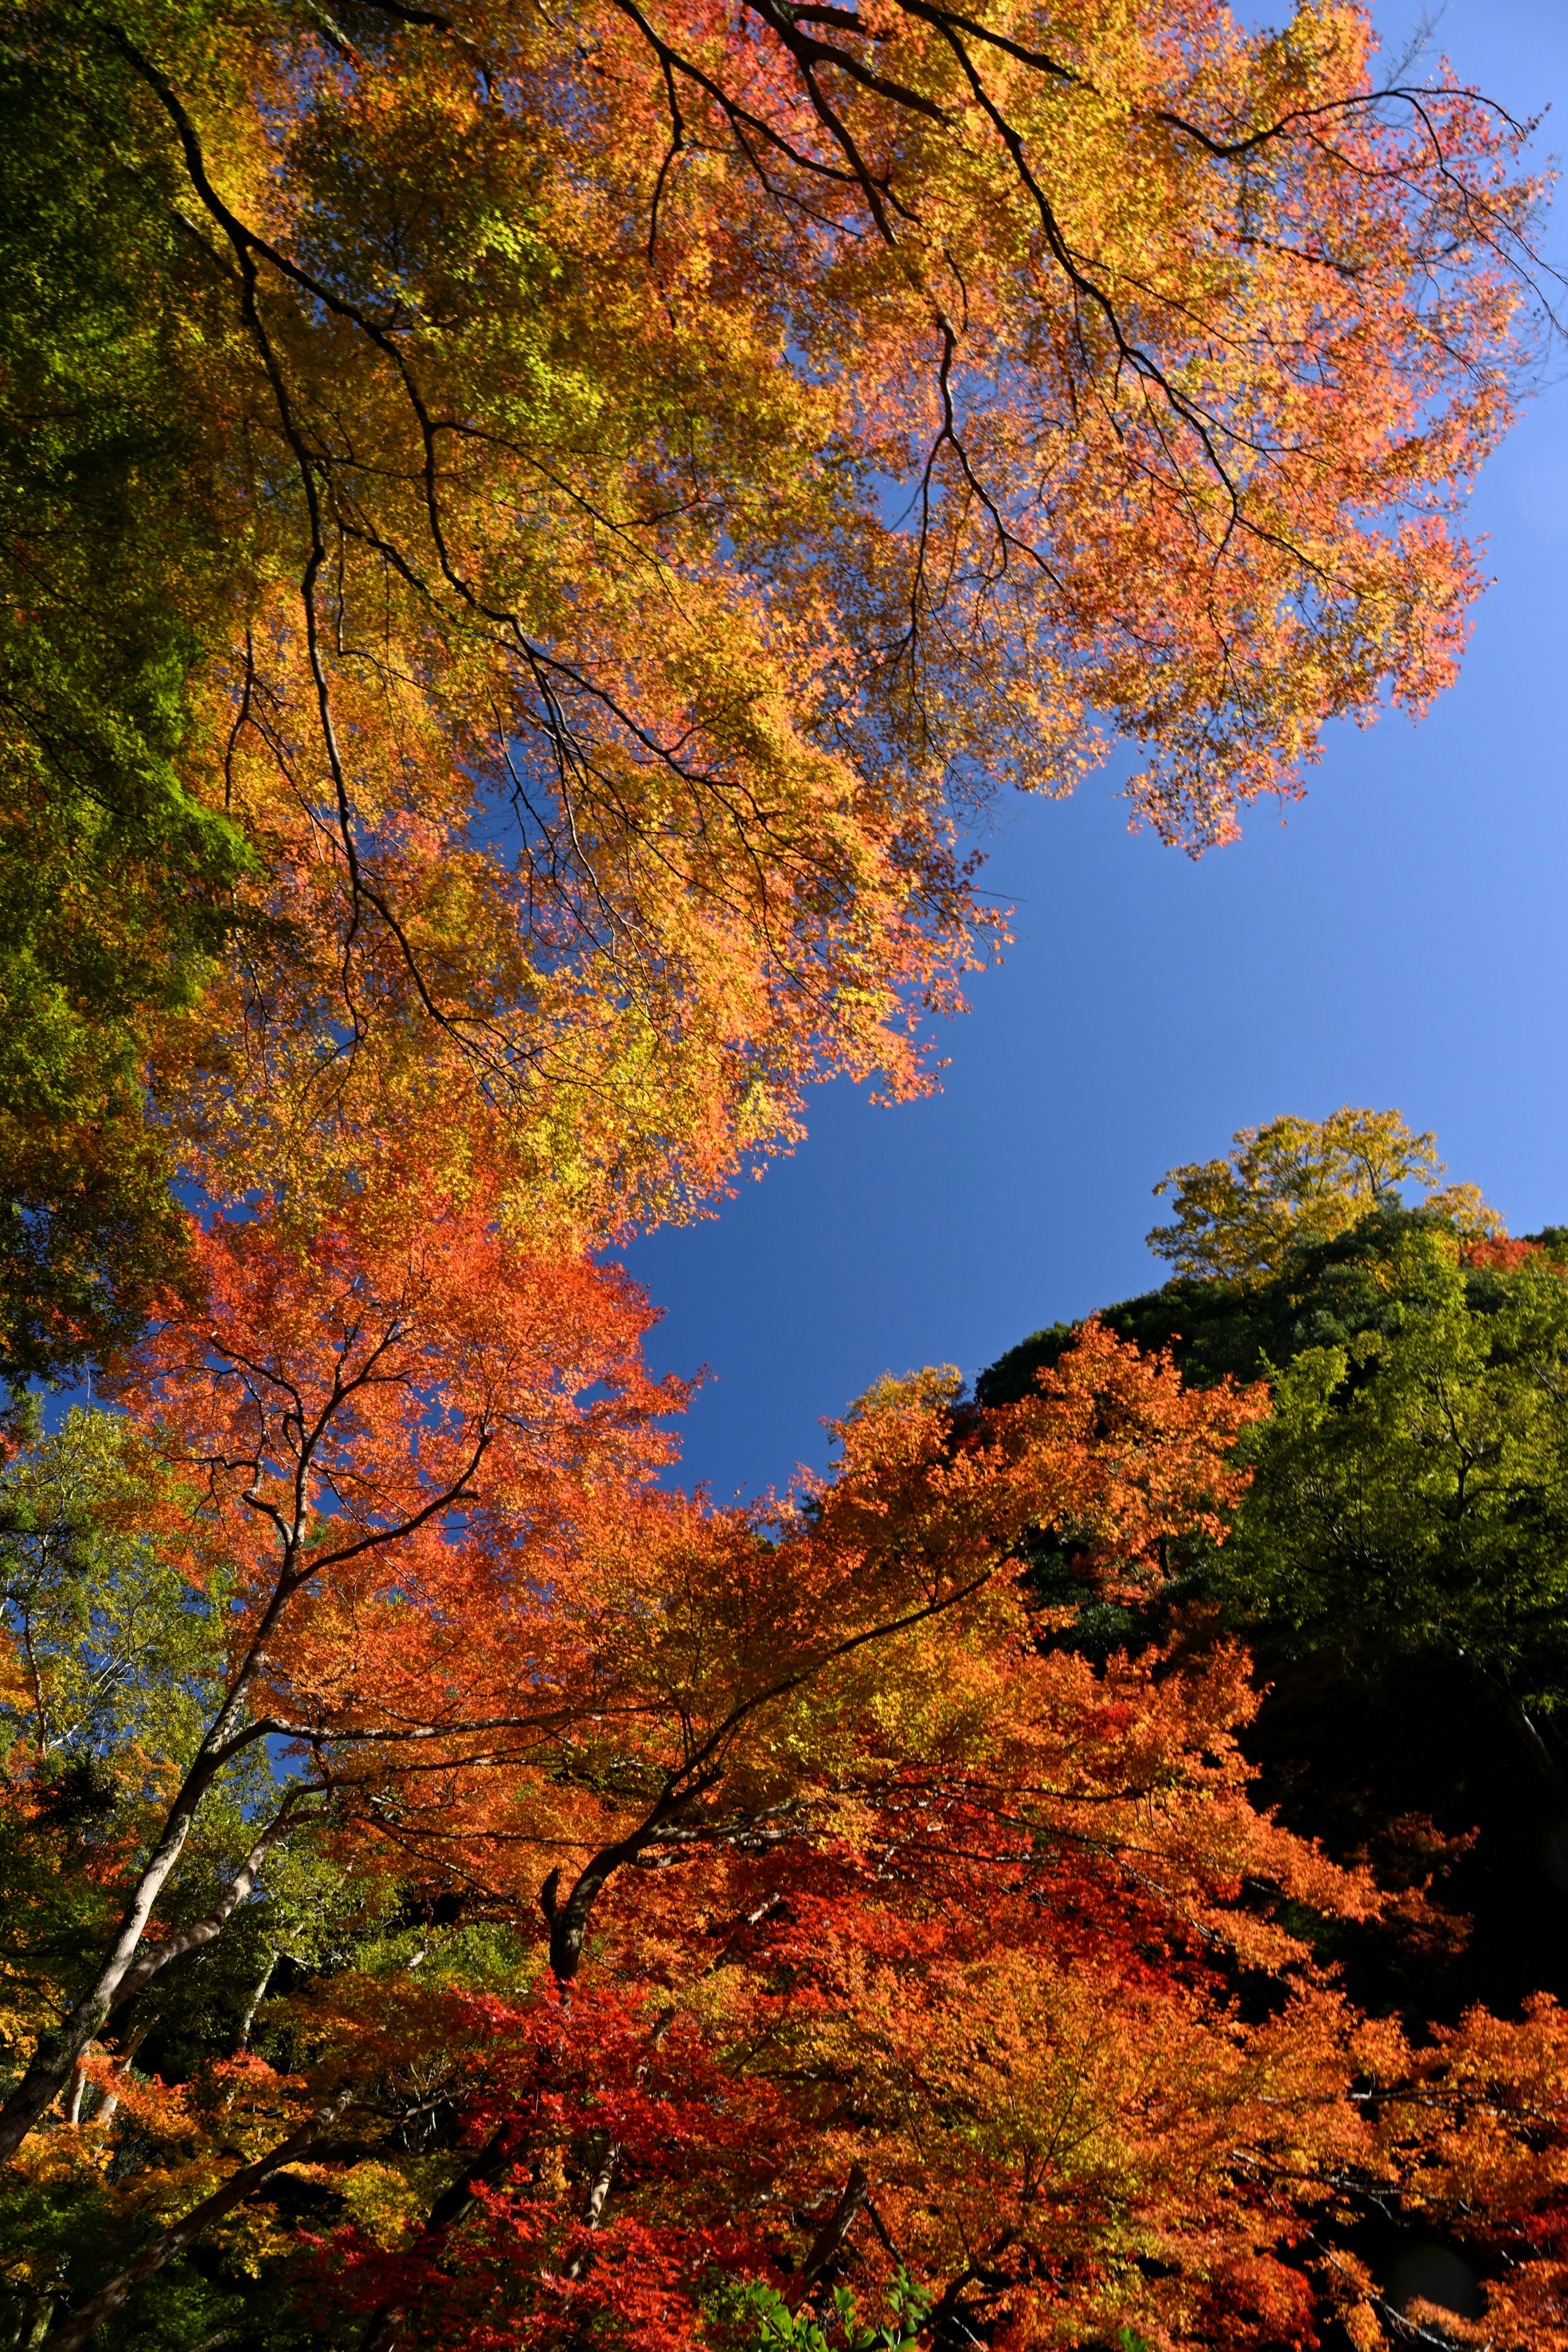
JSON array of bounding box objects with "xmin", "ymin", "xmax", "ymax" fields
[{"xmin": 1149, "ymin": 1107, "xmax": 1502, "ymax": 1282}]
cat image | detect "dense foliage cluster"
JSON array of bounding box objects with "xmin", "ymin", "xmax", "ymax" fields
[
  {"xmin": 2, "ymin": 0, "xmax": 1547, "ymax": 1359},
  {"xmin": 6, "ymin": 1262, "xmax": 1568, "ymax": 2352},
  {"xmin": 983, "ymin": 1115, "xmax": 1568, "ymax": 2014},
  {"xmin": 3, "ymin": 0, "xmax": 1566, "ymax": 2344}
]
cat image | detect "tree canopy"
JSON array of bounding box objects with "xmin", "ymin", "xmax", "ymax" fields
[
  {"xmin": 1211, "ymin": 1222, "xmax": 1568, "ymax": 1730},
  {"xmin": 7, "ymin": 1280, "xmax": 1568, "ymax": 2352},
  {"xmin": 5, "ymin": 0, "xmax": 1568, "ymax": 2342},
  {"xmin": 2, "ymin": 2, "xmax": 1548, "ymax": 1368},
  {"xmin": 982, "ymin": 1118, "xmax": 1568, "ymax": 2002},
  {"xmin": 5, "ymin": 1123, "xmax": 1568, "ymax": 2348},
  {"xmin": 1146, "ymin": 1107, "xmax": 1500, "ymax": 1285},
  {"xmin": 984, "ymin": 1125, "xmax": 1568, "ymax": 1715}
]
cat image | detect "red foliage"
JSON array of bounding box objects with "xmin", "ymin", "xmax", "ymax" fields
[
  {"xmin": 22, "ymin": 1217, "xmax": 1568, "ymax": 2350},
  {"xmin": 1464, "ymin": 1236, "xmax": 1555, "ymax": 1273}
]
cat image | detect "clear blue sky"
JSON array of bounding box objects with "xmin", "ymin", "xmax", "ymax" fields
[{"xmin": 624, "ymin": 0, "xmax": 1568, "ymax": 1504}]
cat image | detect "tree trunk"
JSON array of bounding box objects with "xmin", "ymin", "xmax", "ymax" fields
[
  {"xmin": 786, "ymin": 2165, "xmax": 869, "ymax": 2309},
  {"xmin": 359, "ymin": 2125, "xmax": 518, "ymax": 2352},
  {"xmin": 91, "ymin": 2024, "xmax": 151, "ymax": 2133},
  {"xmin": 0, "ymin": 1792, "xmax": 303, "ymax": 2163},
  {"xmin": 1469, "ymin": 1657, "xmax": 1568, "ymax": 1810},
  {"xmin": 63, "ymin": 2060, "xmax": 91, "ymax": 2129},
  {"xmin": 235, "ymin": 1951, "xmax": 277, "ymax": 2055},
  {"xmin": 1497, "ymin": 1684, "xmax": 1568, "ymax": 1809},
  {"xmin": 38, "ymin": 2088, "xmax": 354, "ymax": 2352}
]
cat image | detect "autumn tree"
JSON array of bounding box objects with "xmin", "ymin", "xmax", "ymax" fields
[
  {"xmin": 0, "ymin": 1196, "xmax": 1387, "ymax": 2349},
  {"xmin": 0, "ymin": 1182, "xmax": 686, "ymax": 2165},
  {"xmin": 5, "ymin": 2, "xmax": 1567, "ymax": 2337},
  {"xmin": 8, "ymin": 1313, "xmax": 1568, "ymax": 2352},
  {"xmin": 2, "ymin": 2, "xmax": 1547, "ymax": 1291},
  {"xmin": 0, "ymin": 1234, "xmax": 1264, "ymax": 2144},
  {"xmin": 1147, "ymin": 1107, "xmax": 1500, "ymax": 1285}
]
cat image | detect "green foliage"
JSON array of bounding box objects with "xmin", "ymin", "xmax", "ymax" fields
[
  {"xmin": 0, "ymin": 1411, "xmax": 221, "ymax": 2067},
  {"xmin": 1215, "ymin": 1227, "xmax": 1568, "ymax": 1715},
  {"xmin": 976, "ymin": 1271, "xmax": 1265, "ymax": 1406},
  {"xmin": 1145, "ymin": 1108, "xmax": 1495, "ymax": 1284},
  {"xmin": 982, "ymin": 1204, "xmax": 1568, "ymax": 1723},
  {"xmin": 0, "ymin": 1411, "xmax": 219, "ymax": 1769},
  {"xmin": 0, "ymin": 1408, "xmax": 391, "ymax": 2348},
  {"xmin": 983, "ymin": 1177, "xmax": 1568, "ymax": 2031},
  {"xmin": 0, "ymin": 9, "xmax": 251, "ymax": 1385},
  {"xmin": 978, "ymin": 1201, "xmax": 1525, "ymax": 1406},
  {"xmin": 713, "ymin": 2270, "xmax": 931, "ymax": 2352},
  {"xmin": 0, "ymin": 1412, "xmax": 357, "ymax": 2081}
]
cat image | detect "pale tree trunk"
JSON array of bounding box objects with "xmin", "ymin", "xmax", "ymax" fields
[
  {"xmin": 234, "ymin": 1951, "xmax": 277, "ymax": 2055},
  {"xmin": 91, "ymin": 2024, "xmax": 152, "ymax": 2133},
  {"xmin": 0, "ymin": 1786, "xmax": 308, "ymax": 2163},
  {"xmin": 38, "ymin": 2088, "xmax": 354, "ymax": 2352},
  {"xmin": 1492, "ymin": 1676, "xmax": 1568, "ymax": 1809},
  {"xmin": 0, "ymin": 1406, "xmax": 489, "ymax": 2165},
  {"xmin": 19, "ymin": 2287, "xmax": 63, "ymax": 2350},
  {"xmin": 63, "ymin": 2055, "xmax": 93, "ymax": 2129},
  {"xmin": 0, "ymin": 1562, "xmax": 292, "ymax": 2165}
]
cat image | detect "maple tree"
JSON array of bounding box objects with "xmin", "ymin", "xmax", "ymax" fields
[
  {"xmin": 0, "ymin": 1179, "xmax": 685, "ymax": 2165},
  {"xmin": 5, "ymin": 0, "xmax": 1568, "ymax": 2339},
  {"xmin": 0, "ymin": 1310, "xmax": 1565, "ymax": 2349},
  {"xmin": 2, "ymin": 1244, "xmax": 1567, "ymax": 2351},
  {"xmin": 3, "ymin": 0, "xmax": 1547, "ymax": 1286}
]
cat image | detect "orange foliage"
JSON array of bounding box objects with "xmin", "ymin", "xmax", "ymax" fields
[
  {"xmin": 101, "ymin": 1231, "xmax": 1272, "ymax": 1939},
  {"xmin": 1463, "ymin": 1235, "xmax": 1557, "ymax": 1273},
  {"xmin": 8, "ymin": 10, "xmax": 1565, "ymax": 2339},
  {"xmin": 293, "ymin": 1628, "xmax": 1568, "ymax": 2351},
  {"xmin": 72, "ymin": 2, "xmax": 1542, "ymax": 1228},
  {"xmin": 13, "ymin": 1240, "xmax": 1568, "ymax": 2347}
]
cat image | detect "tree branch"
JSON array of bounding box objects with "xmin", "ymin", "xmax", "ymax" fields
[{"xmin": 40, "ymin": 2088, "xmax": 356, "ymax": 2352}]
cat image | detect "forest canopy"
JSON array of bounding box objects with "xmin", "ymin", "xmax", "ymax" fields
[
  {"xmin": 3, "ymin": 1109, "xmax": 1568, "ymax": 2350},
  {"xmin": 1, "ymin": 0, "xmax": 1550, "ymax": 1376},
  {"xmin": 4, "ymin": 0, "xmax": 1567, "ymax": 2345}
]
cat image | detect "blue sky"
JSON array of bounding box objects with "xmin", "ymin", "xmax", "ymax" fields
[{"xmin": 625, "ymin": 0, "xmax": 1568, "ymax": 1504}]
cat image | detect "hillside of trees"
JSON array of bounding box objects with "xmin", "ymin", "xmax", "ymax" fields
[{"xmin": 980, "ymin": 1114, "xmax": 1568, "ymax": 2029}]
